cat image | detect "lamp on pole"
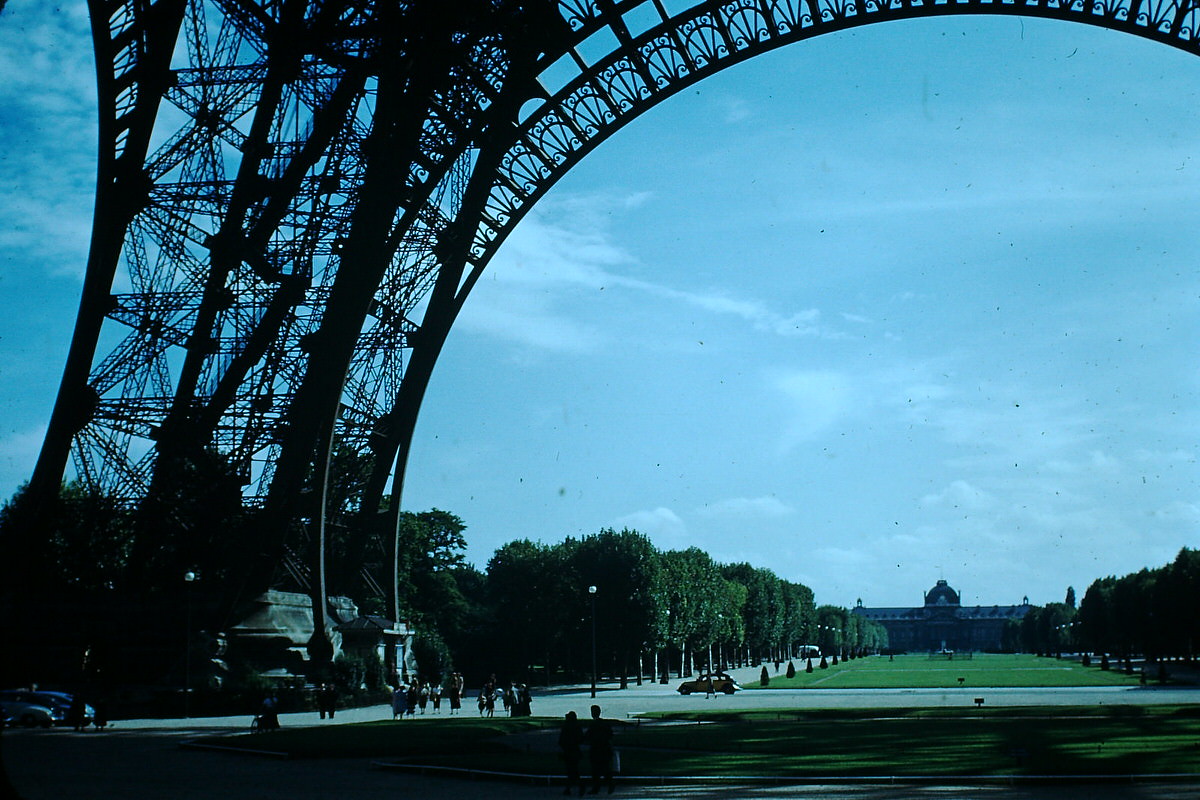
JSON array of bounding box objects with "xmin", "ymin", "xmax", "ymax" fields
[
  {"xmin": 184, "ymin": 570, "xmax": 197, "ymax": 718},
  {"xmin": 589, "ymin": 585, "xmax": 598, "ymax": 698}
]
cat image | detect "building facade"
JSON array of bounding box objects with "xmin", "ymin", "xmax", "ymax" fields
[{"xmin": 852, "ymin": 580, "xmax": 1032, "ymax": 653}]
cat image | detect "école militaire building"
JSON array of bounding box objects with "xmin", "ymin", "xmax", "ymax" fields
[{"xmin": 851, "ymin": 580, "xmax": 1032, "ymax": 653}]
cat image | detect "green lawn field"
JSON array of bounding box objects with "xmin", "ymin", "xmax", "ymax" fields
[
  {"xmin": 199, "ymin": 705, "xmax": 1200, "ymax": 778},
  {"xmin": 194, "ymin": 656, "xmax": 1191, "ymax": 779},
  {"xmin": 752, "ymin": 653, "xmax": 1147, "ymax": 689}
]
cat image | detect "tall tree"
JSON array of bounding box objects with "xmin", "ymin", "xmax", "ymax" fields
[
  {"xmin": 487, "ymin": 538, "xmax": 577, "ymax": 679},
  {"xmin": 393, "ymin": 509, "xmax": 469, "ymax": 639},
  {"xmin": 572, "ymin": 529, "xmax": 664, "ymax": 687}
]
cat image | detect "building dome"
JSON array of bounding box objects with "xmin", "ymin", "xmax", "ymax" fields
[{"xmin": 924, "ymin": 579, "xmax": 960, "ymax": 607}]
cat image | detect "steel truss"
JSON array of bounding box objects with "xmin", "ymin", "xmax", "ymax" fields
[{"xmin": 31, "ymin": 0, "xmax": 1200, "ymax": 625}]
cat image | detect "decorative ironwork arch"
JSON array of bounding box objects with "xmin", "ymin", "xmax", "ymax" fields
[{"xmin": 28, "ymin": 0, "xmax": 1200, "ymax": 650}]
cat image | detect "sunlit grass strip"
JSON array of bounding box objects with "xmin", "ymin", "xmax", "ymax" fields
[
  {"xmin": 751, "ymin": 654, "xmax": 1146, "ymax": 689},
  {"xmin": 198, "ymin": 717, "xmax": 548, "ymax": 759},
  {"xmin": 621, "ymin": 705, "xmax": 1200, "ymax": 776}
]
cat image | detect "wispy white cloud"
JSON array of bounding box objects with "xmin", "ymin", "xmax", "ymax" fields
[
  {"xmin": 772, "ymin": 369, "xmax": 855, "ymax": 447},
  {"xmin": 1152, "ymin": 501, "xmax": 1200, "ymax": 525},
  {"xmin": 919, "ymin": 480, "xmax": 997, "ymax": 511},
  {"xmin": 613, "ymin": 506, "xmax": 688, "ymax": 548},
  {"xmin": 471, "ymin": 198, "xmax": 848, "ymax": 351},
  {"xmin": 0, "ymin": 4, "xmax": 97, "ymax": 279},
  {"xmin": 695, "ymin": 495, "xmax": 795, "ymax": 518}
]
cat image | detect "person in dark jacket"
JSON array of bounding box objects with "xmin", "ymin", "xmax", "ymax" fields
[
  {"xmin": 558, "ymin": 710, "xmax": 584, "ymax": 796},
  {"xmin": 583, "ymin": 704, "xmax": 614, "ymax": 794}
]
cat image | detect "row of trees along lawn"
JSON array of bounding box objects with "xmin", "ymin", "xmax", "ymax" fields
[
  {"xmin": 1077, "ymin": 547, "xmax": 1200, "ymax": 661},
  {"xmin": 0, "ymin": 475, "xmax": 886, "ymax": 689},
  {"xmin": 350, "ymin": 525, "xmax": 888, "ymax": 690},
  {"xmin": 463, "ymin": 527, "xmax": 888, "ymax": 686},
  {"xmin": 1007, "ymin": 548, "xmax": 1200, "ymax": 662}
]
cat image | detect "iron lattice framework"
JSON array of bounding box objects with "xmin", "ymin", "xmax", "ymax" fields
[{"xmin": 32, "ymin": 0, "xmax": 1200, "ymax": 615}]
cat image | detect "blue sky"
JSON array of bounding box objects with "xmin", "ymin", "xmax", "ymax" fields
[{"xmin": 2, "ymin": 4, "xmax": 1198, "ymax": 608}]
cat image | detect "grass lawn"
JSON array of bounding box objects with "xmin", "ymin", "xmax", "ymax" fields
[
  {"xmin": 617, "ymin": 705, "xmax": 1200, "ymax": 777},
  {"xmin": 201, "ymin": 716, "xmax": 549, "ymax": 759},
  {"xmin": 197, "ymin": 705, "xmax": 1200, "ymax": 778},
  {"xmin": 751, "ymin": 653, "xmax": 1148, "ymax": 689}
]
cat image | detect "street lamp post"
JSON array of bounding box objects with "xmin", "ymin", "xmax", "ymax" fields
[
  {"xmin": 589, "ymin": 586, "xmax": 598, "ymax": 698},
  {"xmin": 184, "ymin": 570, "xmax": 197, "ymax": 718}
]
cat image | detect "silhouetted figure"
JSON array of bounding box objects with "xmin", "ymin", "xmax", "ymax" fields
[
  {"xmin": 448, "ymin": 673, "xmax": 462, "ymax": 714},
  {"xmin": 558, "ymin": 710, "xmax": 584, "ymax": 796},
  {"xmin": 318, "ymin": 683, "xmax": 337, "ymax": 719},
  {"xmin": 91, "ymin": 701, "xmax": 107, "ymax": 731},
  {"xmin": 584, "ymin": 704, "xmax": 614, "ymax": 794},
  {"xmin": 258, "ymin": 694, "xmax": 280, "ymax": 731},
  {"xmin": 67, "ymin": 695, "xmax": 87, "ymax": 731},
  {"xmin": 406, "ymin": 684, "xmax": 418, "ymax": 717}
]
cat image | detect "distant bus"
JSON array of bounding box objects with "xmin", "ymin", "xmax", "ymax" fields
[{"xmin": 798, "ymin": 645, "xmax": 821, "ymax": 659}]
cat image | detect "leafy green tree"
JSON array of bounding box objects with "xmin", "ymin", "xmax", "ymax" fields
[
  {"xmin": 816, "ymin": 605, "xmax": 847, "ymax": 658},
  {"xmin": 411, "ymin": 628, "xmax": 453, "ymax": 683},
  {"xmin": 572, "ymin": 529, "xmax": 665, "ymax": 686},
  {"xmin": 1079, "ymin": 577, "xmax": 1116, "ymax": 653},
  {"xmin": 722, "ymin": 564, "xmax": 783, "ymax": 663},
  {"xmin": 660, "ymin": 548, "xmax": 723, "ymax": 675},
  {"xmin": 487, "ymin": 539, "xmax": 577, "ymax": 680},
  {"xmin": 0, "ymin": 481, "xmax": 134, "ymax": 596},
  {"xmin": 128, "ymin": 447, "xmax": 257, "ymax": 596},
  {"xmin": 781, "ymin": 582, "xmax": 816, "ymax": 657}
]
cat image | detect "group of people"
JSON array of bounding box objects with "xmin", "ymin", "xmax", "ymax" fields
[
  {"xmin": 475, "ymin": 676, "xmax": 533, "ymax": 717},
  {"xmin": 391, "ymin": 672, "xmax": 464, "ymax": 718},
  {"xmin": 66, "ymin": 694, "xmax": 105, "ymax": 731},
  {"xmin": 558, "ymin": 704, "xmax": 615, "ymax": 795}
]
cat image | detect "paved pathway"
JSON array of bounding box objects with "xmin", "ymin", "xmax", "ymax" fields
[{"xmin": 3, "ymin": 664, "xmax": 1199, "ymax": 800}]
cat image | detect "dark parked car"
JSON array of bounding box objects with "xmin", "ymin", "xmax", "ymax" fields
[
  {"xmin": 0, "ymin": 690, "xmax": 93, "ymax": 727},
  {"xmin": 676, "ymin": 672, "xmax": 742, "ymax": 695}
]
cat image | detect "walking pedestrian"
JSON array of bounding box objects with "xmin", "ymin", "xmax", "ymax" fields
[
  {"xmin": 448, "ymin": 673, "xmax": 462, "ymax": 715},
  {"xmin": 406, "ymin": 683, "xmax": 418, "ymax": 717},
  {"xmin": 391, "ymin": 684, "xmax": 408, "ymax": 719}
]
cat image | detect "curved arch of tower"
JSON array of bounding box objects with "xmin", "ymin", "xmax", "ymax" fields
[{"xmin": 29, "ymin": 0, "xmax": 1200, "ymax": 630}]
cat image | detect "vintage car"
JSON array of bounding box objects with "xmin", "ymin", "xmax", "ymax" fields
[
  {"xmin": 676, "ymin": 671, "xmax": 742, "ymax": 695},
  {"xmin": 0, "ymin": 690, "xmax": 93, "ymax": 727}
]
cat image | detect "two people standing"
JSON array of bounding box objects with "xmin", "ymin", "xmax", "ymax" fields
[{"xmin": 559, "ymin": 704, "xmax": 615, "ymax": 795}]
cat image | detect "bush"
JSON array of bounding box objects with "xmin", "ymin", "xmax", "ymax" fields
[
  {"xmin": 332, "ymin": 653, "xmax": 367, "ymax": 690},
  {"xmin": 759, "ymin": 666, "xmax": 769, "ymax": 686},
  {"xmin": 785, "ymin": 661, "xmax": 796, "ymax": 679},
  {"xmin": 819, "ymin": 656, "xmax": 828, "ymax": 669},
  {"xmin": 362, "ymin": 652, "xmax": 387, "ymax": 691},
  {"xmin": 806, "ymin": 658, "xmax": 813, "ymax": 674},
  {"xmin": 411, "ymin": 628, "xmax": 452, "ymax": 683}
]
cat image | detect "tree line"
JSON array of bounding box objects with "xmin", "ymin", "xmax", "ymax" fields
[
  {"xmin": 1009, "ymin": 548, "xmax": 1200, "ymax": 663},
  {"xmin": 1077, "ymin": 547, "xmax": 1200, "ymax": 661},
  {"xmin": 414, "ymin": 526, "xmax": 888, "ymax": 688},
  {"xmin": 0, "ymin": 479, "xmax": 884, "ymax": 688}
]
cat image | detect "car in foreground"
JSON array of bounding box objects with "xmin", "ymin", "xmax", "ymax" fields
[
  {"xmin": 0, "ymin": 690, "xmax": 93, "ymax": 728},
  {"xmin": 676, "ymin": 672, "xmax": 742, "ymax": 695}
]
